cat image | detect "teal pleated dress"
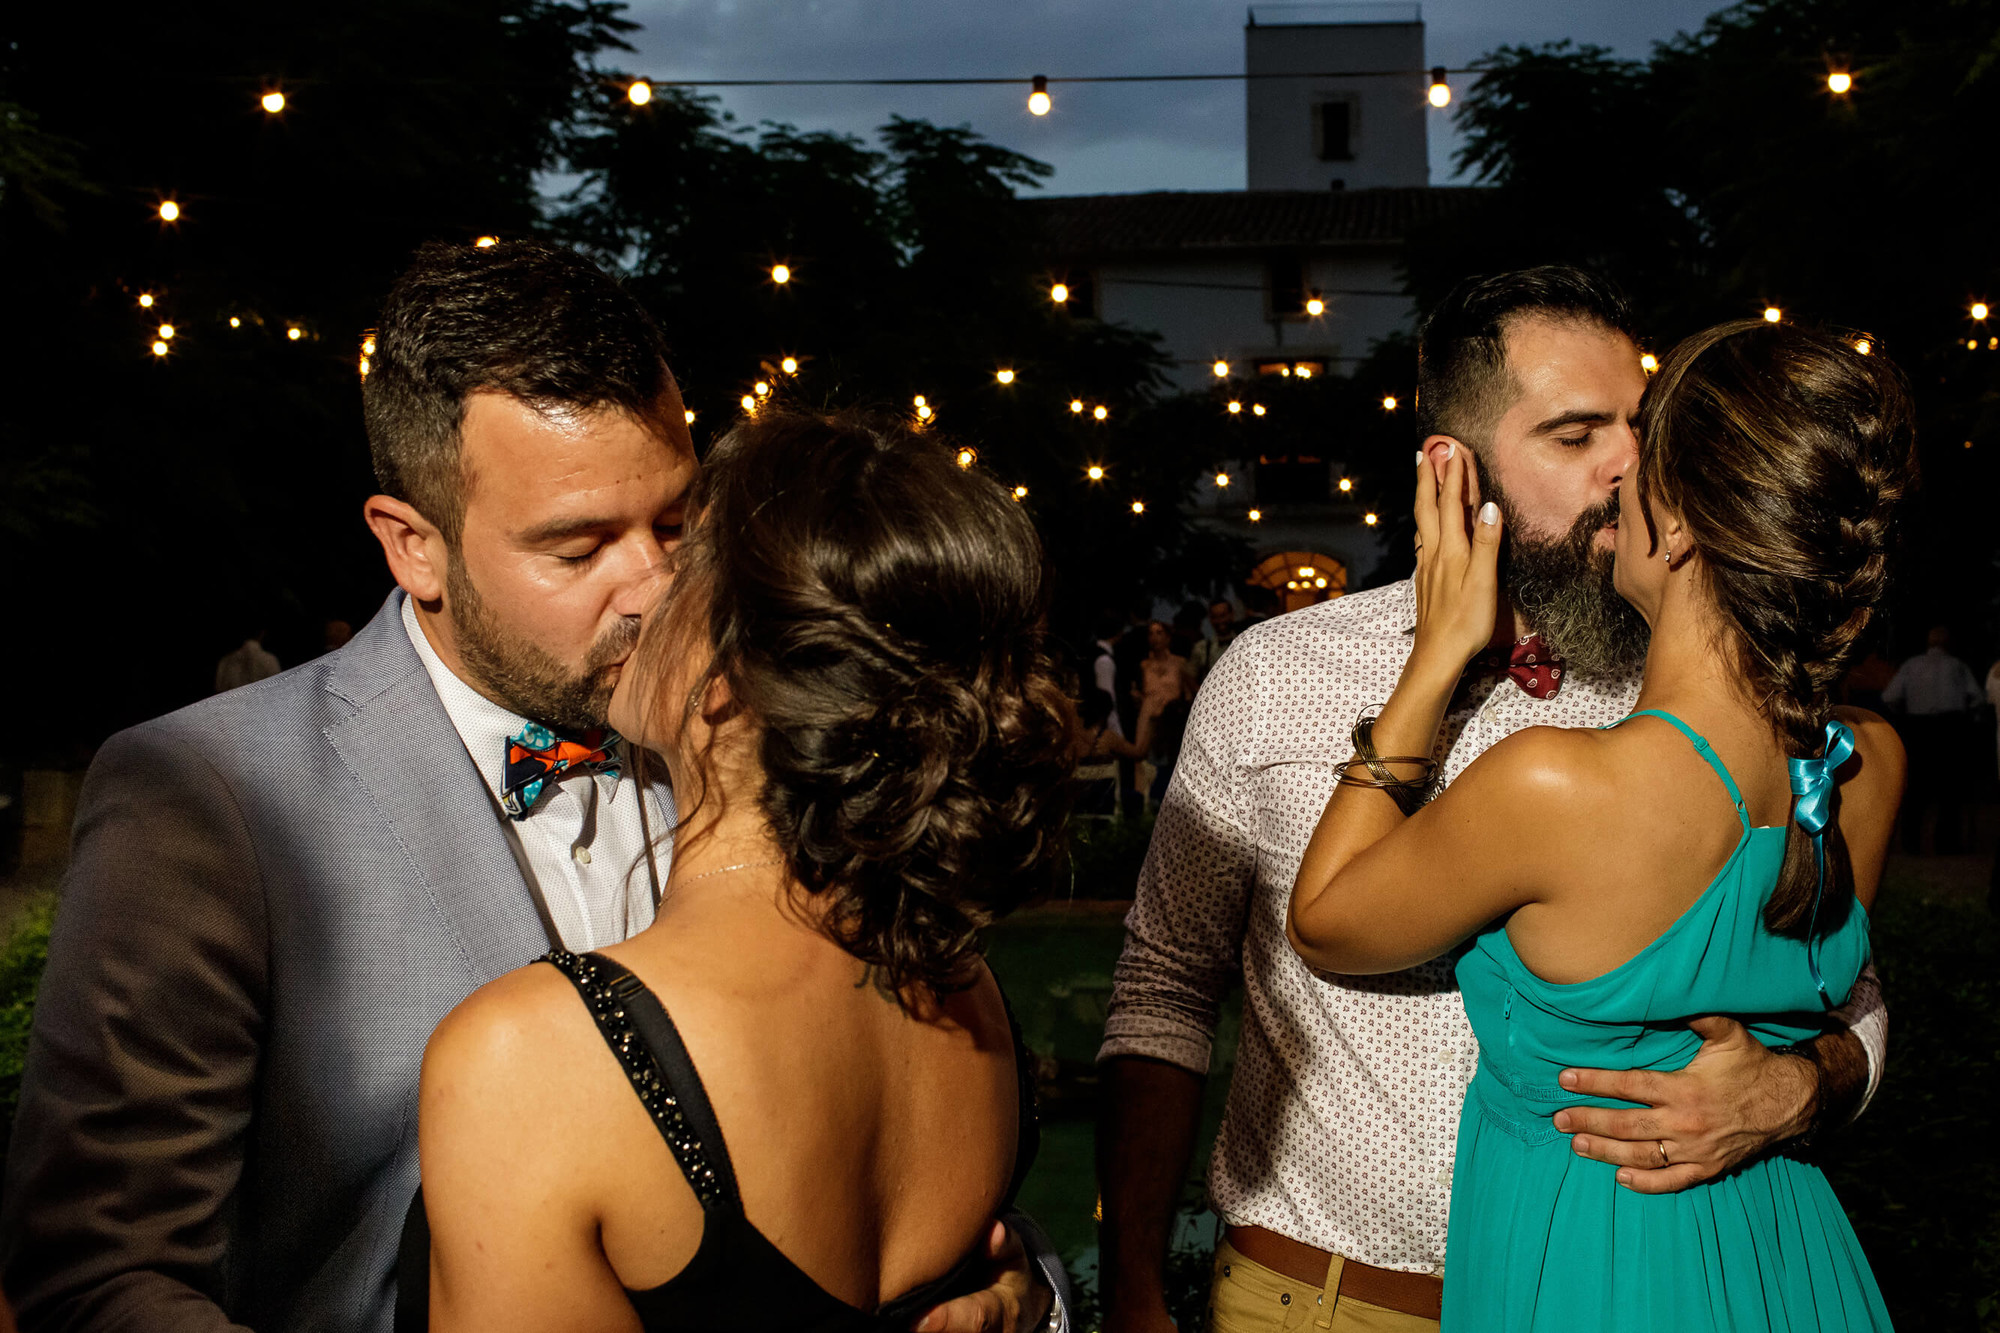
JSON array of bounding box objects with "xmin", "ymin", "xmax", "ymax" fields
[{"xmin": 1443, "ymin": 710, "xmax": 1891, "ymax": 1331}]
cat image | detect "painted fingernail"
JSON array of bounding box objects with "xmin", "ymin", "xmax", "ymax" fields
[
  {"xmin": 1414, "ymin": 450, "xmax": 1425, "ymax": 466},
  {"xmin": 1442, "ymin": 441, "xmax": 1455, "ymax": 460},
  {"xmin": 1478, "ymin": 502, "xmax": 1499, "ymax": 525}
]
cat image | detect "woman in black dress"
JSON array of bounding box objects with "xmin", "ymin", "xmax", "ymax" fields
[{"xmin": 413, "ymin": 412, "xmax": 1075, "ymax": 1331}]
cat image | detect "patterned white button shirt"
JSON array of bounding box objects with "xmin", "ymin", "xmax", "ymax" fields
[{"xmin": 1099, "ymin": 580, "xmax": 1887, "ymax": 1275}]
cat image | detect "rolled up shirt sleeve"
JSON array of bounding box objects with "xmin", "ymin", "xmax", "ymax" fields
[
  {"xmin": 1829, "ymin": 960, "xmax": 1887, "ymax": 1121},
  {"xmin": 1099, "ymin": 632, "xmax": 1261, "ymax": 1075}
]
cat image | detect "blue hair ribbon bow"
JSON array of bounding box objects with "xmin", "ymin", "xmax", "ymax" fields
[{"xmin": 1787, "ymin": 718, "xmax": 1856, "ymax": 1007}]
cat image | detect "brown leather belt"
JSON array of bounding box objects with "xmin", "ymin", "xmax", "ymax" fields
[{"xmin": 1225, "ymin": 1224, "xmax": 1443, "ymax": 1322}]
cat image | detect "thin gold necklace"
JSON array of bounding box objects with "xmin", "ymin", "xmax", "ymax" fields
[{"xmin": 673, "ymin": 857, "xmax": 783, "ymax": 888}]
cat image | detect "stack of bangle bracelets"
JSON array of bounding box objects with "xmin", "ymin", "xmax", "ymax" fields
[{"xmin": 1336, "ymin": 709, "xmax": 1441, "ymax": 817}]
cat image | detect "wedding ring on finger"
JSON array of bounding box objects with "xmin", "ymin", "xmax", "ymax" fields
[{"xmin": 1657, "ymin": 1140, "xmax": 1670, "ymax": 1167}]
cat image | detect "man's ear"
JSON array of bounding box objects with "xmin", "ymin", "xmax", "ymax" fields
[
  {"xmin": 1420, "ymin": 433, "xmax": 1466, "ymax": 483},
  {"xmin": 363, "ymin": 495, "xmax": 448, "ymax": 603}
]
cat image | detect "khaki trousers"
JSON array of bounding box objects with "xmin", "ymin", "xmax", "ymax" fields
[{"xmin": 1205, "ymin": 1238, "xmax": 1440, "ymax": 1333}]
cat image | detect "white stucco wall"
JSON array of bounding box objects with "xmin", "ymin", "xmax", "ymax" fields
[{"xmin": 1245, "ymin": 18, "xmax": 1429, "ymax": 191}]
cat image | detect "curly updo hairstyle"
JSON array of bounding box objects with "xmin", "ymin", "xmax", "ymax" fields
[
  {"xmin": 1634, "ymin": 319, "xmax": 1917, "ymax": 938},
  {"xmin": 652, "ymin": 411, "xmax": 1077, "ymax": 1000}
]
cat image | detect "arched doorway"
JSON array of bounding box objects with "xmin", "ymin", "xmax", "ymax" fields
[{"xmin": 1248, "ymin": 551, "xmax": 1348, "ymax": 614}]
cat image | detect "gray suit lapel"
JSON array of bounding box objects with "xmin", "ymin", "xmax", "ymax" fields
[{"xmin": 323, "ymin": 594, "xmax": 547, "ymax": 985}]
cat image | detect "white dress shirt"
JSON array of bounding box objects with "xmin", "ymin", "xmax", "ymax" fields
[
  {"xmin": 1100, "ymin": 581, "xmax": 1888, "ymax": 1275},
  {"xmin": 1883, "ymin": 646, "xmax": 1983, "ymax": 716},
  {"xmin": 403, "ymin": 597, "xmax": 669, "ymax": 952}
]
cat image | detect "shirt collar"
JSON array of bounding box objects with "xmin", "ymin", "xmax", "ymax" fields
[{"xmin": 401, "ymin": 595, "xmax": 623, "ymax": 805}]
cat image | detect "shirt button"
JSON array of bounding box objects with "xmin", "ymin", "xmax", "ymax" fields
[{"xmin": 572, "ymin": 845, "xmax": 593, "ymax": 865}]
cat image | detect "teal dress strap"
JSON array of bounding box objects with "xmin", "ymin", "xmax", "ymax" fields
[{"xmin": 1611, "ymin": 709, "xmax": 1752, "ymax": 831}]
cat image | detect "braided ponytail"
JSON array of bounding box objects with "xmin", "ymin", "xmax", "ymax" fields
[{"xmin": 1635, "ymin": 319, "xmax": 1916, "ymax": 937}]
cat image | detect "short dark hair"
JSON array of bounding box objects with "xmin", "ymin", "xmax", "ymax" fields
[
  {"xmin": 362, "ymin": 240, "xmax": 672, "ymax": 543},
  {"xmin": 643, "ymin": 411, "xmax": 1076, "ymax": 1004},
  {"xmin": 1415, "ymin": 265, "xmax": 1637, "ymax": 446}
]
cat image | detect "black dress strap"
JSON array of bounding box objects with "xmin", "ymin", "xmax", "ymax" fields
[{"xmin": 541, "ymin": 949, "xmax": 741, "ymax": 1212}]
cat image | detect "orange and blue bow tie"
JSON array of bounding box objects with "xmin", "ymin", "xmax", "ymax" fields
[
  {"xmin": 500, "ymin": 723, "xmax": 621, "ymax": 820},
  {"xmin": 1477, "ymin": 634, "xmax": 1565, "ymax": 700}
]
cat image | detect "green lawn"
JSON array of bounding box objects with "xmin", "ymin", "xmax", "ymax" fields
[{"xmin": 1, "ymin": 855, "xmax": 1994, "ymax": 1328}]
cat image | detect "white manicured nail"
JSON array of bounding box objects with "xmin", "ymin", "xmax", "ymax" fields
[
  {"xmin": 1443, "ymin": 442, "xmax": 1455, "ymax": 460},
  {"xmin": 1479, "ymin": 502, "xmax": 1499, "ymax": 525},
  {"xmin": 1415, "ymin": 450, "xmax": 1425, "ymax": 466}
]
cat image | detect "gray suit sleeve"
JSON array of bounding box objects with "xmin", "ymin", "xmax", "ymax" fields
[
  {"xmin": 1002, "ymin": 1209, "xmax": 1072, "ymax": 1333},
  {"xmin": 2, "ymin": 727, "xmax": 265, "ymax": 1332}
]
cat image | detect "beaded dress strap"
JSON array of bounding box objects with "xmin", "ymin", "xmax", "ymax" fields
[{"xmin": 542, "ymin": 949, "xmax": 742, "ymax": 1213}]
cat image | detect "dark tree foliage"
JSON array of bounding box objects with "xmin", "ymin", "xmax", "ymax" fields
[
  {"xmin": 554, "ymin": 89, "xmax": 1246, "ymax": 649},
  {"xmin": 1406, "ymin": 0, "xmax": 2000, "ymax": 658},
  {"xmin": 0, "ymin": 1, "xmax": 636, "ymax": 754}
]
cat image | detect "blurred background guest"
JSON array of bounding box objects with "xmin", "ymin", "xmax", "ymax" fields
[{"xmin": 1884, "ymin": 625, "xmax": 1982, "ymax": 854}]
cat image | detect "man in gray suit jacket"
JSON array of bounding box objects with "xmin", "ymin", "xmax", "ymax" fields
[{"xmin": 2, "ymin": 242, "xmax": 1061, "ymax": 1333}]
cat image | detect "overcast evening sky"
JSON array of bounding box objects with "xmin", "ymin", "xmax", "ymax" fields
[{"xmin": 611, "ymin": 0, "xmax": 1734, "ymax": 195}]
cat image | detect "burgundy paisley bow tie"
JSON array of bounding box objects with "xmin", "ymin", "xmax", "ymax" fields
[{"xmin": 1481, "ymin": 634, "xmax": 1565, "ymax": 700}]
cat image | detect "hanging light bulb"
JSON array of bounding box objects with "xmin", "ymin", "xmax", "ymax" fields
[
  {"xmin": 1051, "ymin": 283, "xmax": 1070, "ymax": 305},
  {"xmin": 1428, "ymin": 67, "xmax": 1452, "ymax": 108},
  {"xmin": 1069, "ymin": 399, "xmax": 1085, "ymax": 414},
  {"xmin": 1297, "ymin": 565, "xmax": 1314, "ymax": 579},
  {"xmin": 474, "ymin": 236, "xmax": 498, "ymax": 248},
  {"xmin": 915, "ymin": 404, "xmax": 933, "ymax": 421},
  {"xmin": 780, "ymin": 356, "xmax": 799, "ymax": 375},
  {"xmin": 1086, "ymin": 464, "xmax": 1105, "ymax": 481},
  {"xmin": 158, "ymin": 200, "xmax": 180, "ymax": 222},
  {"xmin": 1305, "ymin": 296, "xmax": 1326, "ymax": 316},
  {"xmin": 1338, "ymin": 477, "xmax": 1353, "ymax": 493},
  {"xmin": 1215, "ymin": 472, "xmax": 1230, "ymax": 487},
  {"xmin": 1853, "ymin": 338, "xmax": 1872, "ymax": 355},
  {"xmin": 1212, "ymin": 360, "xmax": 1230, "ymax": 378},
  {"xmin": 1314, "ymin": 576, "xmax": 1328, "ymax": 589},
  {"xmin": 755, "ymin": 380, "xmax": 771, "ymax": 397},
  {"xmin": 138, "ymin": 293, "xmax": 155, "ymax": 309},
  {"xmin": 956, "ymin": 447, "xmax": 977, "ymax": 468},
  {"xmin": 1013, "ymin": 485, "xmax": 1029, "ymax": 500},
  {"xmin": 996, "ymin": 368, "xmax": 1016, "ymax": 384},
  {"xmin": 1973, "ymin": 302, "xmax": 1991, "ymax": 321},
  {"xmin": 359, "ymin": 354, "xmax": 370, "ymax": 376},
  {"xmin": 151, "ymin": 340, "xmax": 169, "ymax": 358},
  {"xmin": 1092, "ymin": 405, "xmax": 1109, "ymax": 421},
  {"xmin": 1247, "ymin": 508, "xmax": 1262, "ymax": 522},
  {"xmin": 286, "ymin": 325, "xmax": 303, "ymax": 341},
  {"xmin": 1364, "ymin": 512, "xmax": 1380, "ymax": 526},
  {"xmin": 913, "ymin": 394, "xmax": 927, "ymax": 407},
  {"xmin": 1130, "ymin": 500, "xmax": 1146, "ymax": 514},
  {"xmin": 1381, "ymin": 395, "xmax": 1398, "ymax": 411},
  {"xmin": 261, "ymin": 90, "xmax": 286, "ymax": 114},
  {"xmin": 684, "ymin": 409, "xmax": 696, "ymax": 424},
  {"xmin": 1252, "ymin": 403, "xmax": 1267, "ymax": 416},
  {"xmin": 1640, "ymin": 353, "xmax": 1658, "ymax": 373},
  {"xmin": 1827, "ymin": 72, "xmax": 1852, "ymax": 95},
  {"xmin": 628, "ymin": 79, "xmax": 653, "ymax": 105},
  {"xmin": 1294, "ymin": 364, "xmax": 1314, "ymax": 379},
  {"xmin": 740, "ymin": 394, "xmax": 757, "ymax": 412},
  {"xmin": 1028, "ymin": 74, "xmax": 1051, "ymax": 116},
  {"xmin": 229, "ymin": 316, "xmax": 242, "ymax": 328},
  {"xmin": 771, "ymin": 263, "xmax": 791, "ymax": 285},
  {"xmin": 1763, "ymin": 306, "xmax": 1782, "ymax": 323},
  {"xmin": 157, "ymin": 323, "xmax": 175, "ymax": 340},
  {"xmin": 361, "ymin": 336, "xmax": 376, "ymax": 355}
]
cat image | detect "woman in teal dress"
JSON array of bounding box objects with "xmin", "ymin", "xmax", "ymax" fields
[{"xmin": 1288, "ymin": 318, "xmax": 1914, "ymax": 1331}]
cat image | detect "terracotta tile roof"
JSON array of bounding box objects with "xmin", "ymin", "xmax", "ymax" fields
[{"xmin": 1027, "ymin": 186, "xmax": 1485, "ymax": 258}]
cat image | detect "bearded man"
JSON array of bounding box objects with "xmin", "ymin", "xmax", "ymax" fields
[
  {"xmin": 1094, "ymin": 267, "xmax": 1889, "ymax": 1333},
  {"xmin": 3, "ymin": 241, "xmax": 1062, "ymax": 1333}
]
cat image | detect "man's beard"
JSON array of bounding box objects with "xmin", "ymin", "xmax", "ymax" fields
[
  {"xmin": 445, "ymin": 556, "xmax": 641, "ymax": 733},
  {"xmin": 1483, "ymin": 471, "xmax": 1650, "ymax": 679}
]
